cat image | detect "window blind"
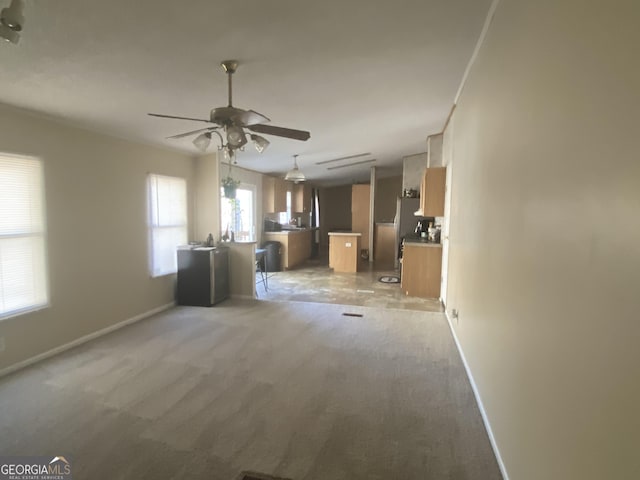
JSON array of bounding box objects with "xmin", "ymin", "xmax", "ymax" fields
[
  {"xmin": 148, "ymin": 174, "xmax": 187, "ymax": 277},
  {"xmin": 0, "ymin": 154, "xmax": 48, "ymax": 318}
]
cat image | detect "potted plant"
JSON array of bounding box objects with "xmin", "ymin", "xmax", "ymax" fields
[{"xmin": 221, "ymin": 175, "xmax": 240, "ymax": 199}]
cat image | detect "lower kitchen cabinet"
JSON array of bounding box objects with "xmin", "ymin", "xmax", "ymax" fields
[
  {"xmin": 400, "ymin": 243, "xmax": 442, "ymax": 298},
  {"xmin": 263, "ymin": 230, "xmax": 312, "ymax": 270}
]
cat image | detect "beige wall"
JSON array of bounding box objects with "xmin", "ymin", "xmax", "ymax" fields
[
  {"xmin": 319, "ymin": 185, "xmax": 352, "ymax": 248},
  {"xmin": 444, "ymin": 1, "xmax": 640, "ymax": 479},
  {"xmin": 374, "ymin": 175, "xmax": 402, "ymax": 223},
  {"xmin": 0, "ymin": 105, "xmax": 196, "ymax": 371},
  {"xmin": 226, "ymin": 243, "xmax": 257, "ymax": 298},
  {"xmin": 195, "ymin": 152, "xmax": 220, "ymax": 243}
]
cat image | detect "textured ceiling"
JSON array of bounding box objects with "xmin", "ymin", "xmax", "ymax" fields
[{"xmin": 0, "ymin": 0, "xmax": 491, "ymax": 185}]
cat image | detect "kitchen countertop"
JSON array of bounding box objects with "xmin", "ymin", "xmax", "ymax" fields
[
  {"xmin": 403, "ymin": 237, "xmax": 442, "ymax": 248},
  {"xmin": 328, "ymin": 231, "xmax": 362, "ymax": 237},
  {"xmin": 264, "ymin": 228, "xmax": 317, "ymax": 235}
]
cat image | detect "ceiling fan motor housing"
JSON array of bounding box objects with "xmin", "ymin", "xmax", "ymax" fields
[{"xmin": 210, "ymin": 106, "xmax": 238, "ymax": 125}]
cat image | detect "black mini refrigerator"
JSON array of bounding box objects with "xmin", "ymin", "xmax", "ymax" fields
[{"xmin": 177, "ymin": 247, "xmax": 230, "ymax": 306}]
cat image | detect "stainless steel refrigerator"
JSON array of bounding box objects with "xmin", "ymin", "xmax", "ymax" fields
[{"xmin": 393, "ymin": 197, "xmax": 420, "ymax": 269}]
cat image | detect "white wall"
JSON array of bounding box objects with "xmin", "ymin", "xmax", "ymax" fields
[
  {"xmin": 0, "ymin": 105, "xmax": 196, "ymax": 371},
  {"xmin": 401, "ymin": 152, "xmax": 427, "ymax": 192},
  {"xmin": 444, "ymin": 1, "xmax": 640, "ymax": 479}
]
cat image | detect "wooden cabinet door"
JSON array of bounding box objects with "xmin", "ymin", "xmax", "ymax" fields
[
  {"xmin": 274, "ymin": 178, "xmax": 288, "ymax": 213},
  {"xmin": 262, "ymin": 176, "xmax": 276, "ymax": 213},
  {"xmin": 293, "ymin": 184, "xmax": 303, "ymax": 213},
  {"xmin": 419, "ymin": 167, "xmax": 446, "ymax": 217},
  {"xmin": 401, "ymin": 245, "xmax": 442, "ymax": 298},
  {"xmin": 263, "ymin": 176, "xmax": 288, "ymax": 213},
  {"xmin": 292, "ymin": 184, "xmax": 312, "ymax": 213},
  {"xmin": 351, "ymin": 184, "xmax": 371, "ymax": 252}
]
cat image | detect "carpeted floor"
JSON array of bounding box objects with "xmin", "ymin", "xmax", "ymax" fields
[{"xmin": 0, "ymin": 299, "xmax": 501, "ymax": 479}]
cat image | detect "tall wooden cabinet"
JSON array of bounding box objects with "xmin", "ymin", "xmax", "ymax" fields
[
  {"xmin": 351, "ymin": 184, "xmax": 371, "ymax": 254},
  {"xmin": 417, "ymin": 167, "xmax": 446, "ymax": 217},
  {"xmin": 263, "ymin": 175, "xmax": 287, "ymax": 213}
]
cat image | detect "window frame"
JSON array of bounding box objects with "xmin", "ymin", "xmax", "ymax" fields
[
  {"xmin": 0, "ymin": 153, "xmax": 50, "ymax": 320},
  {"xmin": 147, "ymin": 173, "xmax": 188, "ymax": 278}
]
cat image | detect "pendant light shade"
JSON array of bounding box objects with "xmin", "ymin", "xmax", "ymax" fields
[
  {"xmin": 192, "ymin": 132, "xmax": 211, "ymax": 152},
  {"xmin": 284, "ymin": 154, "xmax": 306, "ymax": 183},
  {"xmin": 250, "ymin": 134, "xmax": 270, "ymax": 153}
]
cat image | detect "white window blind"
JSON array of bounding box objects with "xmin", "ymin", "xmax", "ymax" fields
[
  {"xmin": 0, "ymin": 154, "xmax": 48, "ymax": 318},
  {"xmin": 148, "ymin": 174, "xmax": 187, "ymax": 277}
]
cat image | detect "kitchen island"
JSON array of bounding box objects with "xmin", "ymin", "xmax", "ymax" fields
[
  {"xmin": 263, "ymin": 228, "xmax": 315, "ymax": 270},
  {"xmin": 328, "ymin": 231, "xmax": 362, "ymax": 273}
]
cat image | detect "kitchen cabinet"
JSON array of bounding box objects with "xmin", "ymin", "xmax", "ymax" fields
[
  {"xmin": 262, "ymin": 175, "xmax": 287, "ymax": 213},
  {"xmin": 400, "ymin": 242, "xmax": 442, "ymax": 298},
  {"xmin": 374, "ymin": 223, "xmax": 396, "ymax": 265},
  {"xmin": 417, "ymin": 167, "xmax": 446, "ymax": 217},
  {"xmin": 293, "ymin": 183, "xmax": 312, "ymax": 213},
  {"xmin": 351, "ymin": 184, "xmax": 371, "ymax": 256},
  {"xmin": 263, "ymin": 230, "xmax": 312, "ymax": 270}
]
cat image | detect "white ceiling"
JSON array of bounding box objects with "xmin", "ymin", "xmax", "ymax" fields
[{"xmin": 0, "ymin": 0, "xmax": 491, "ymax": 185}]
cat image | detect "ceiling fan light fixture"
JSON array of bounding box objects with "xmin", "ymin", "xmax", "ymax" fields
[
  {"xmin": 0, "ymin": 0, "xmax": 23, "ymax": 43},
  {"xmin": 284, "ymin": 154, "xmax": 306, "ymax": 184},
  {"xmin": 226, "ymin": 125, "xmax": 247, "ymax": 148},
  {"xmin": 193, "ymin": 132, "xmax": 211, "ymax": 152},
  {"xmin": 0, "ymin": 21, "xmax": 19, "ymax": 43},
  {"xmin": 250, "ymin": 134, "xmax": 270, "ymax": 153},
  {"xmin": 1, "ymin": 0, "xmax": 24, "ymax": 31}
]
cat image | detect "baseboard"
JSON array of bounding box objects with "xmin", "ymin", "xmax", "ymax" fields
[
  {"xmin": 230, "ymin": 294, "xmax": 257, "ymax": 301},
  {"xmin": 0, "ymin": 302, "xmax": 175, "ymax": 379},
  {"xmin": 444, "ymin": 311, "xmax": 509, "ymax": 480}
]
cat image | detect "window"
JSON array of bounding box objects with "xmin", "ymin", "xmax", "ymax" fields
[
  {"xmin": 0, "ymin": 154, "xmax": 48, "ymax": 318},
  {"xmin": 278, "ymin": 190, "xmax": 292, "ymax": 225},
  {"xmin": 220, "ymin": 185, "xmax": 255, "ymax": 242},
  {"xmin": 148, "ymin": 174, "xmax": 188, "ymax": 277}
]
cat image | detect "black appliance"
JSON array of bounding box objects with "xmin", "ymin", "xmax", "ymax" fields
[
  {"xmin": 177, "ymin": 247, "xmax": 229, "ymax": 306},
  {"xmin": 264, "ymin": 219, "xmax": 282, "ymax": 232},
  {"xmin": 415, "ymin": 219, "xmax": 428, "ymax": 236}
]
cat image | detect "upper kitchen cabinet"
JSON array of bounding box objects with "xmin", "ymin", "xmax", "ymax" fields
[
  {"xmin": 417, "ymin": 167, "xmax": 446, "ymax": 217},
  {"xmin": 263, "ymin": 175, "xmax": 287, "ymax": 213},
  {"xmin": 293, "ymin": 183, "xmax": 312, "ymax": 213}
]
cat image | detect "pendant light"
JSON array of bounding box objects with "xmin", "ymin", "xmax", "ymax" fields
[{"xmin": 284, "ymin": 154, "xmax": 306, "ymax": 183}]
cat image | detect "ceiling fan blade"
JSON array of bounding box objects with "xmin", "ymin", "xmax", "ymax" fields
[
  {"xmin": 166, "ymin": 127, "xmax": 217, "ymax": 139},
  {"xmin": 233, "ymin": 109, "xmax": 270, "ymax": 126},
  {"xmin": 247, "ymin": 124, "xmax": 311, "ymax": 141},
  {"xmin": 148, "ymin": 113, "xmax": 211, "ymax": 123}
]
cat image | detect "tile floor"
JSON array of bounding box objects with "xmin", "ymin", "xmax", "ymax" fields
[{"xmin": 256, "ymin": 254, "xmax": 443, "ymax": 313}]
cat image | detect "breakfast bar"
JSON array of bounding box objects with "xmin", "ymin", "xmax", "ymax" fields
[{"xmin": 328, "ymin": 231, "xmax": 362, "ymax": 273}]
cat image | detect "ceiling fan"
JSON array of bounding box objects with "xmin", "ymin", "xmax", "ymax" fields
[{"xmin": 148, "ymin": 60, "xmax": 311, "ymax": 158}]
